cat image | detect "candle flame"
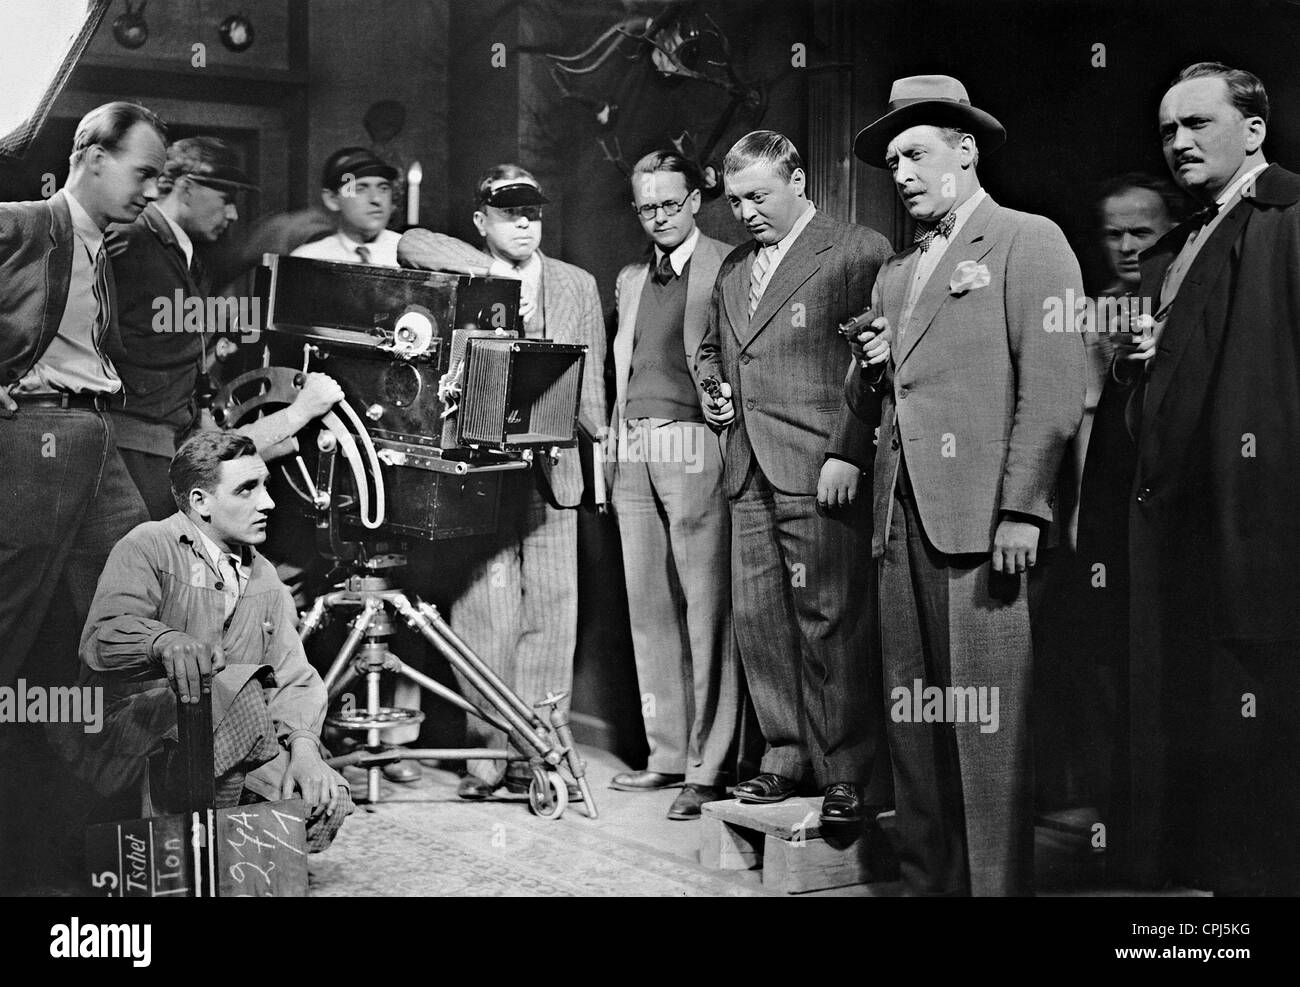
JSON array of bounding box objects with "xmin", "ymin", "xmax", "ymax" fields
[{"xmin": 407, "ymin": 161, "xmax": 423, "ymax": 184}]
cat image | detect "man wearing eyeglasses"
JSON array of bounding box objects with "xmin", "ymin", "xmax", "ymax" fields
[
  {"xmin": 399, "ymin": 166, "xmax": 606, "ymax": 800},
  {"xmin": 604, "ymin": 151, "xmax": 739, "ymax": 819}
]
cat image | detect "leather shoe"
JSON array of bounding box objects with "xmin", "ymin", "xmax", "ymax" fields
[
  {"xmin": 734, "ymin": 772, "xmax": 799, "ymax": 804},
  {"xmin": 457, "ymin": 775, "xmax": 496, "ymax": 800},
  {"xmin": 667, "ymin": 784, "xmax": 724, "ymax": 820},
  {"xmin": 819, "ymin": 782, "xmax": 867, "ymax": 823},
  {"xmin": 382, "ymin": 760, "xmax": 422, "ymax": 784},
  {"xmin": 610, "ymin": 769, "xmax": 685, "ymax": 792}
]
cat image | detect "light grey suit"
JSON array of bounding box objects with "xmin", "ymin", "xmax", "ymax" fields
[
  {"xmin": 609, "ymin": 233, "xmax": 738, "ymax": 785},
  {"xmin": 848, "ymin": 193, "xmax": 1086, "ymax": 895}
]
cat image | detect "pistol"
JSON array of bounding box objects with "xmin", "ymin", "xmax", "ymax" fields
[
  {"xmin": 838, "ymin": 308, "xmax": 879, "ymax": 342},
  {"xmin": 700, "ymin": 375, "xmax": 725, "ymax": 402}
]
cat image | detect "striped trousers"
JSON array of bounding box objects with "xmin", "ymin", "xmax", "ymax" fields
[{"xmin": 448, "ymin": 482, "xmax": 578, "ymax": 785}]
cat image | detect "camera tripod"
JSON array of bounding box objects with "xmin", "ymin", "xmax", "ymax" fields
[{"xmin": 302, "ymin": 554, "xmax": 598, "ymax": 820}]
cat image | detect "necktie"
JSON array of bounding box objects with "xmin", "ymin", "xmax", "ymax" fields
[
  {"xmin": 748, "ymin": 245, "xmax": 775, "ymax": 318},
  {"xmin": 654, "ymin": 251, "xmax": 675, "ymax": 286},
  {"xmin": 91, "ymin": 245, "xmax": 112, "ymax": 342},
  {"xmin": 913, "ymin": 212, "xmax": 957, "ymax": 252},
  {"xmin": 217, "ymin": 553, "xmax": 241, "ymax": 621},
  {"xmin": 1188, "ymin": 202, "xmax": 1220, "ymax": 229},
  {"xmin": 356, "ymin": 244, "xmax": 372, "ymax": 264}
]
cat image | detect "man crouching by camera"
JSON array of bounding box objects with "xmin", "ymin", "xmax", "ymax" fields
[{"xmin": 75, "ymin": 430, "xmax": 352, "ymax": 850}]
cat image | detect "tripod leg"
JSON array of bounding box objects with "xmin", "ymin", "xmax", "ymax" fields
[
  {"xmin": 415, "ymin": 601, "xmax": 547, "ymax": 730},
  {"xmin": 365, "ymin": 669, "xmax": 382, "ymax": 804},
  {"xmin": 393, "ymin": 661, "xmax": 513, "ymax": 736},
  {"xmin": 388, "ymin": 594, "xmax": 563, "ymax": 767},
  {"xmin": 299, "ymin": 595, "xmax": 328, "ymax": 642},
  {"xmin": 322, "ymin": 598, "xmax": 380, "ymax": 694}
]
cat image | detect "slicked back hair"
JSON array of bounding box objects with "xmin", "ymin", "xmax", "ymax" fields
[
  {"xmin": 1172, "ymin": 61, "xmax": 1269, "ymax": 124},
  {"xmin": 722, "ymin": 130, "xmax": 803, "ymax": 181},
  {"xmin": 70, "ymin": 101, "xmax": 166, "ymax": 168},
  {"xmin": 170, "ymin": 430, "xmax": 258, "ymax": 513}
]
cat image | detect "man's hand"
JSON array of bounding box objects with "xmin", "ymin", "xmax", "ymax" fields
[
  {"xmin": 992, "ymin": 519, "xmax": 1040, "ymax": 574},
  {"xmin": 153, "ymin": 633, "xmax": 226, "ymax": 704},
  {"xmin": 1115, "ymin": 313, "xmax": 1162, "ymax": 367},
  {"xmin": 0, "ymin": 386, "xmax": 16, "ymax": 417},
  {"xmin": 702, "ymin": 380, "xmax": 735, "ymax": 428},
  {"xmin": 290, "ymin": 372, "xmax": 344, "ymax": 420},
  {"xmin": 283, "ymin": 737, "xmax": 350, "ymax": 819},
  {"xmin": 817, "ymin": 458, "xmax": 860, "ymax": 510},
  {"xmin": 850, "ymin": 316, "xmax": 893, "ymax": 367}
]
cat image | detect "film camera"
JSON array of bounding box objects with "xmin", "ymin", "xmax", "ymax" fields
[
  {"xmin": 215, "ymin": 254, "xmax": 587, "ymax": 548},
  {"xmin": 212, "ymin": 254, "xmax": 598, "ymax": 818}
]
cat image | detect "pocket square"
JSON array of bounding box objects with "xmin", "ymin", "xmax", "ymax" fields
[{"xmin": 950, "ymin": 261, "xmax": 991, "ymax": 295}]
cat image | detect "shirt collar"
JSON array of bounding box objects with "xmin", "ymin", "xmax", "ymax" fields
[
  {"xmin": 155, "ymin": 202, "xmax": 194, "ymax": 267},
  {"xmin": 770, "ymin": 200, "xmax": 817, "ymax": 255},
  {"xmin": 60, "ymin": 188, "xmax": 104, "ymax": 255},
  {"xmin": 1216, "ymin": 160, "xmax": 1269, "ymax": 207},
  {"xmin": 179, "ymin": 512, "xmax": 251, "ymax": 574},
  {"xmin": 654, "ymin": 227, "xmax": 699, "ymax": 276},
  {"xmin": 945, "ymin": 187, "xmax": 987, "ymax": 243}
]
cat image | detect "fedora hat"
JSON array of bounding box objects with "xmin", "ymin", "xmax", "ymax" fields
[{"xmin": 853, "ymin": 75, "xmax": 1005, "ymax": 166}]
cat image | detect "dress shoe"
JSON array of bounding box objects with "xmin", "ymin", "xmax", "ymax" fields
[
  {"xmin": 734, "ymin": 772, "xmax": 799, "ymax": 804},
  {"xmin": 457, "ymin": 775, "xmax": 496, "ymax": 800},
  {"xmin": 609, "ymin": 769, "xmax": 685, "ymax": 792},
  {"xmin": 382, "ymin": 760, "xmax": 422, "ymax": 784},
  {"xmin": 819, "ymin": 782, "xmax": 868, "ymax": 823},
  {"xmin": 667, "ymin": 784, "xmax": 724, "ymax": 820}
]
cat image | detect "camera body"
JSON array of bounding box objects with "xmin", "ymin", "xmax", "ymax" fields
[{"xmin": 223, "ymin": 254, "xmax": 586, "ymax": 541}]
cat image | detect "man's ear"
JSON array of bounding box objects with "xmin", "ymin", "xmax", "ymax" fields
[
  {"xmin": 321, "ymin": 189, "xmax": 342, "ymax": 215},
  {"xmin": 1244, "ymin": 116, "xmax": 1267, "ymax": 154},
  {"xmin": 188, "ymin": 487, "xmax": 210, "ymax": 521},
  {"xmin": 472, "ymin": 210, "xmax": 487, "ymax": 239},
  {"xmin": 789, "ymin": 167, "xmax": 807, "ymax": 196}
]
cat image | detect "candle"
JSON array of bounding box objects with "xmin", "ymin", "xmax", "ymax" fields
[{"xmin": 406, "ymin": 161, "xmax": 422, "ymax": 227}]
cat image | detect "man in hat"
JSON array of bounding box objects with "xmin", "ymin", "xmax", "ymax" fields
[
  {"xmin": 845, "ymin": 76, "xmax": 1086, "ymax": 895},
  {"xmin": 1118, "ymin": 62, "xmax": 1300, "ymax": 895},
  {"xmin": 694, "ymin": 131, "xmax": 893, "ymax": 826},
  {"xmin": 107, "ymin": 136, "xmax": 344, "ymax": 520},
  {"xmin": 399, "ymin": 165, "xmax": 606, "ymax": 800},
  {"xmin": 291, "ymin": 146, "xmax": 402, "ymax": 266}
]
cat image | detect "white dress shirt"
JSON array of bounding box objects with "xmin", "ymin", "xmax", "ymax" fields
[{"xmin": 291, "ymin": 228, "xmax": 402, "ymax": 267}]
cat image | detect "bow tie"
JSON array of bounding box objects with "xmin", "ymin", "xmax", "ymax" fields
[
  {"xmin": 1187, "ymin": 202, "xmax": 1220, "ymax": 229},
  {"xmin": 913, "ymin": 212, "xmax": 957, "ymax": 251}
]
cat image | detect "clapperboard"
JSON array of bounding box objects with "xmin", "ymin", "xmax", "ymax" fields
[{"xmin": 86, "ymin": 680, "xmax": 309, "ymax": 897}]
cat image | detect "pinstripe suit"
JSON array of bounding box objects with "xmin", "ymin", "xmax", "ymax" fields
[
  {"xmin": 449, "ymin": 252, "xmax": 606, "ymax": 785},
  {"xmin": 695, "ymin": 209, "xmax": 892, "ymax": 792}
]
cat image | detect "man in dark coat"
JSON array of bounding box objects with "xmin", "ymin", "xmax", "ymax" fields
[{"xmin": 1124, "ymin": 61, "xmax": 1300, "ymax": 895}]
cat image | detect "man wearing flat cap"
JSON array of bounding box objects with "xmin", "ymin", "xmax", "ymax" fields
[
  {"xmin": 108, "ymin": 136, "xmax": 343, "ymax": 520},
  {"xmin": 292, "ymin": 146, "xmax": 402, "ymax": 267},
  {"xmin": 845, "ymin": 76, "xmax": 1086, "ymax": 895},
  {"xmin": 399, "ymin": 165, "xmax": 606, "ymax": 800}
]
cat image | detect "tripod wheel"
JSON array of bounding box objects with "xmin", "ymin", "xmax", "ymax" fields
[{"xmin": 527, "ymin": 771, "xmax": 568, "ymax": 821}]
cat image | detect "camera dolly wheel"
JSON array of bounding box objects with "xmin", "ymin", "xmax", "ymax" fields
[{"xmin": 527, "ymin": 769, "xmax": 569, "ymax": 821}]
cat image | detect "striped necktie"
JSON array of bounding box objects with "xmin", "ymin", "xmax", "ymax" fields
[
  {"xmin": 356, "ymin": 244, "xmax": 372, "ymax": 264},
  {"xmin": 748, "ymin": 245, "xmax": 775, "ymax": 318}
]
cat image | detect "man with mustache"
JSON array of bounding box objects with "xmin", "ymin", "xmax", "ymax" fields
[
  {"xmin": 107, "ymin": 136, "xmax": 343, "ymax": 520},
  {"xmin": 695, "ymin": 130, "xmax": 893, "ymax": 826},
  {"xmin": 77, "ymin": 430, "xmax": 353, "ymax": 850},
  {"xmin": 1121, "ymin": 62, "xmax": 1300, "ymax": 895},
  {"xmin": 846, "ymin": 76, "xmax": 1085, "ymax": 895}
]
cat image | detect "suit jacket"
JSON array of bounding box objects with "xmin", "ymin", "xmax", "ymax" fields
[
  {"xmin": 696, "ymin": 210, "xmax": 889, "ymax": 497},
  {"xmin": 847, "ymin": 195, "xmax": 1087, "ymax": 556},
  {"xmin": 1130, "ymin": 163, "xmax": 1300, "ymax": 644},
  {"xmin": 105, "ymin": 203, "xmax": 216, "ymax": 441},
  {"xmin": 0, "ymin": 194, "xmax": 123, "ymax": 388},
  {"xmin": 607, "ymin": 232, "xmax": 728, "ymax": 478},
  {"xmin": 534, "ymin": 251, "xmax": 608, "ymax": 509}
]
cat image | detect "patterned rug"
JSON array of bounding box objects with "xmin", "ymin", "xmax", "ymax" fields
[{"xmin": 308, "ymin": 764, "xmax": 774, "ymax": 897}]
